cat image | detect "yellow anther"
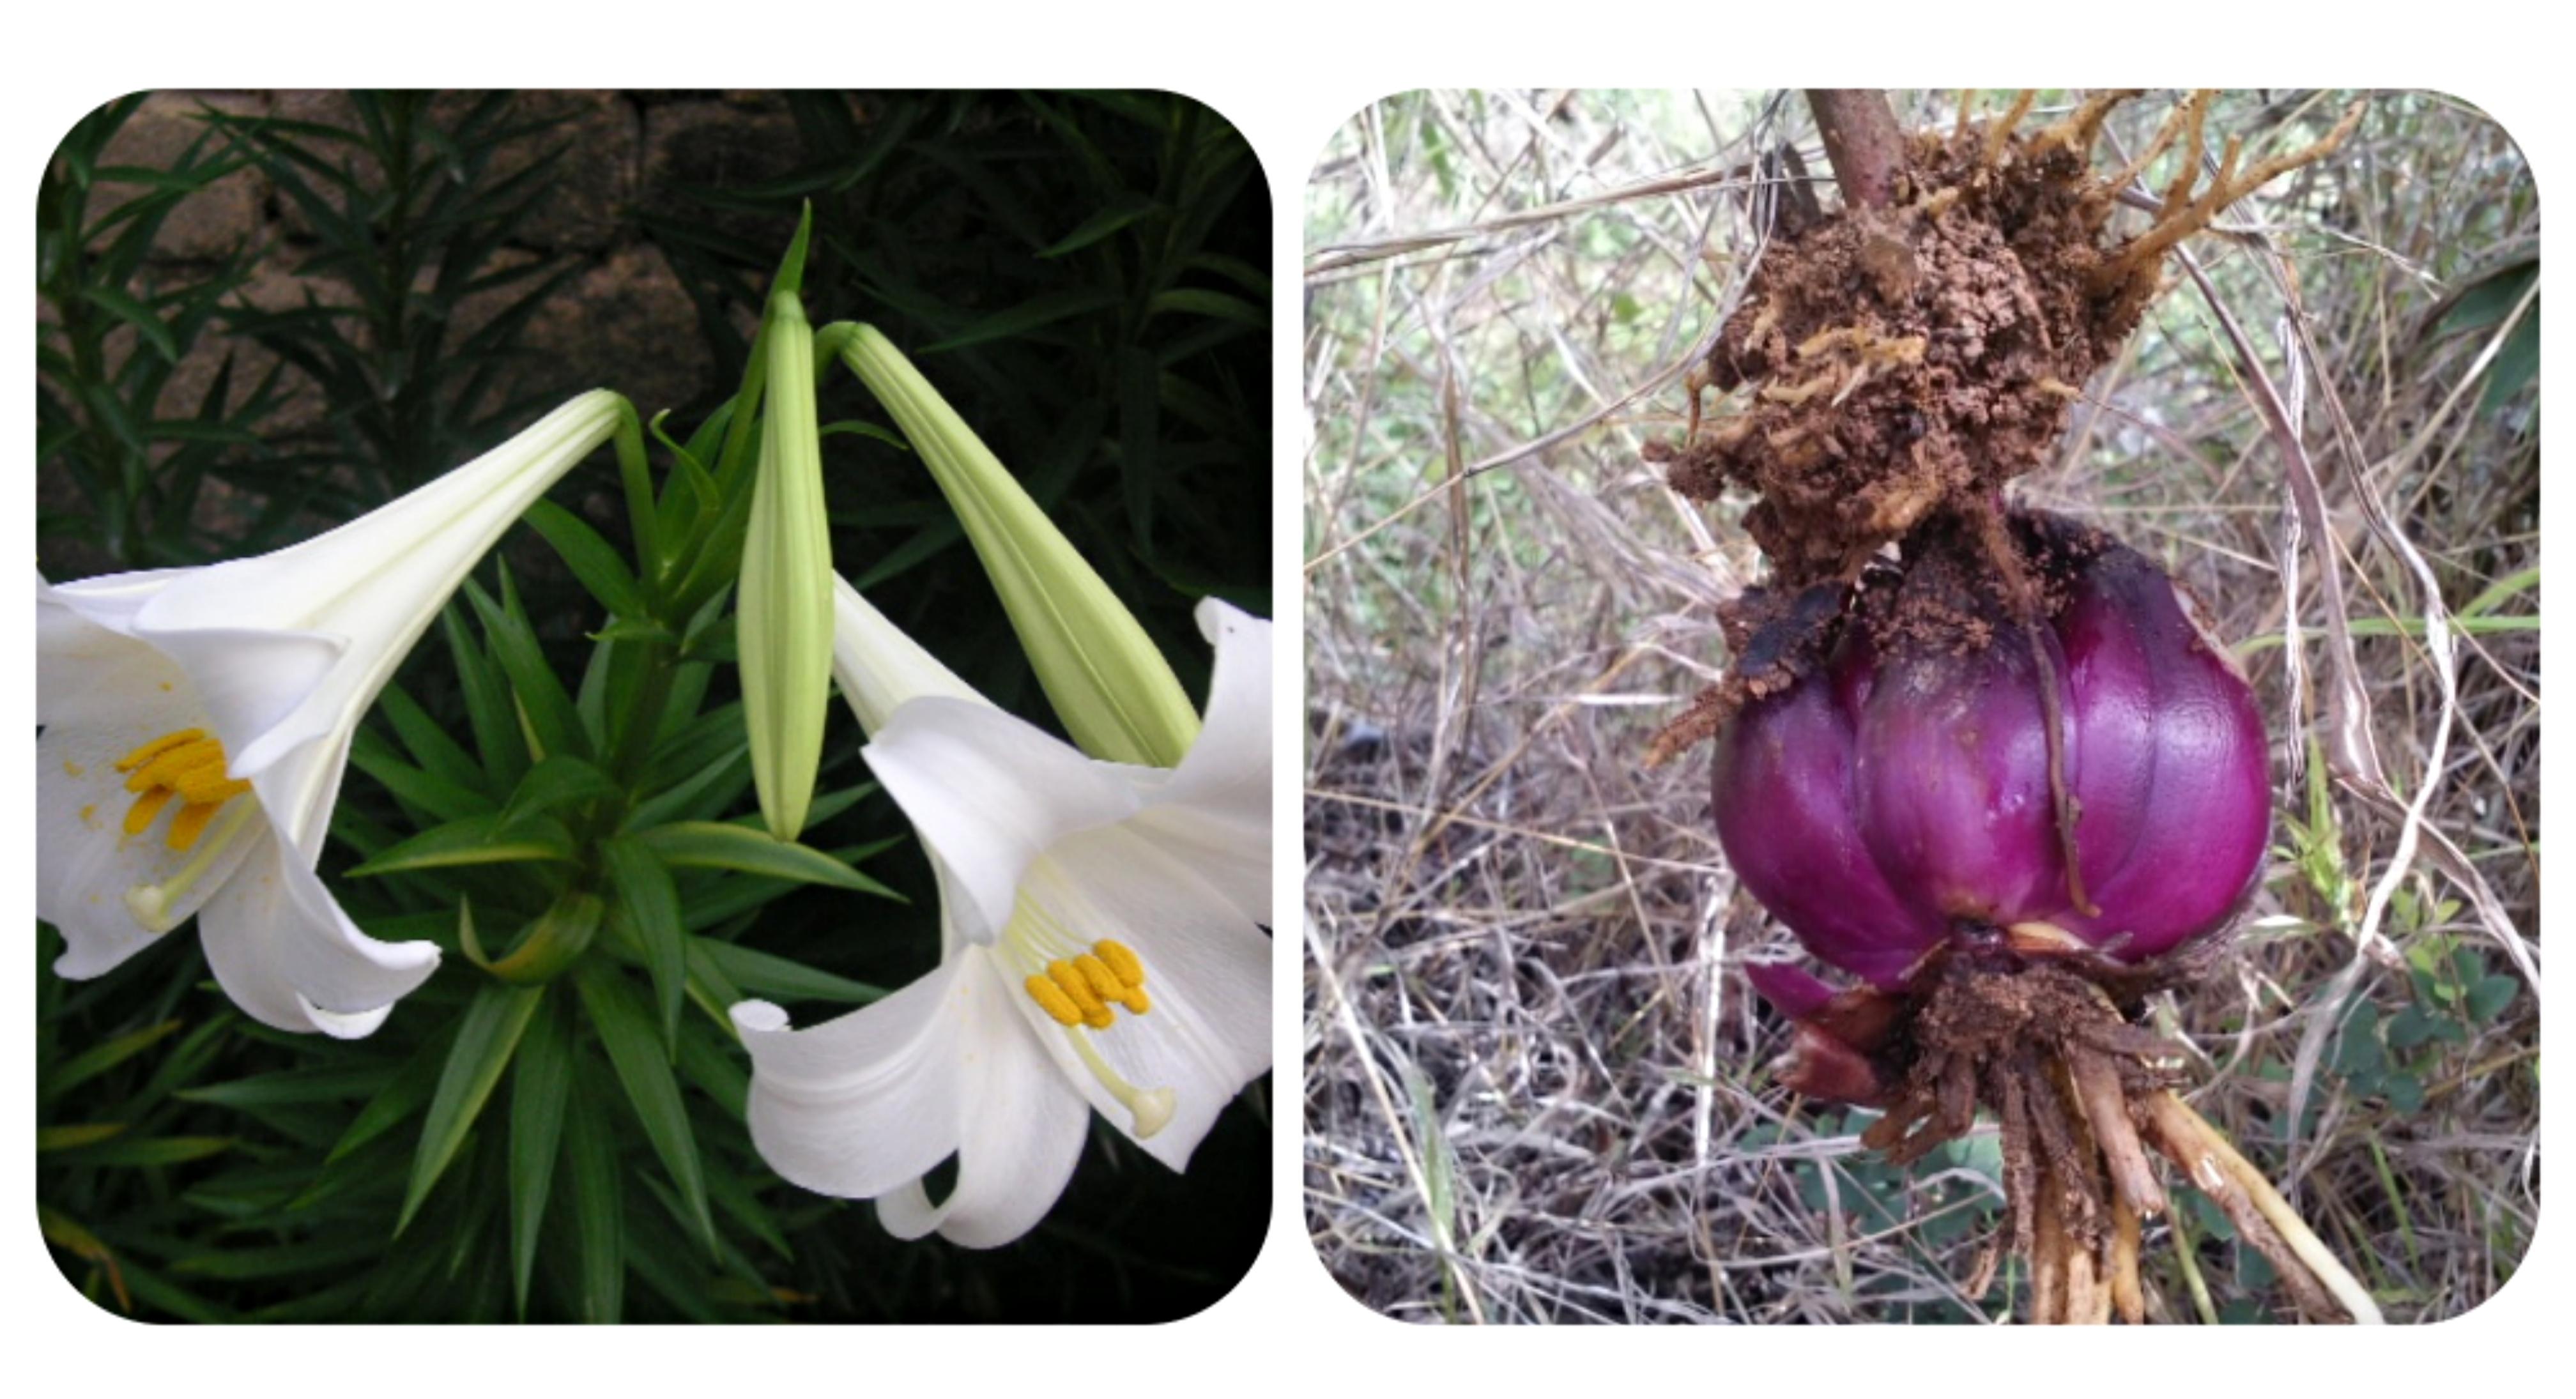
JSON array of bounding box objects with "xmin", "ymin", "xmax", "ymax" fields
[
  {"xmin": 1094, "ymin": 938, "xmax": 1144, "ymax": 989},
  {"xmin": 126, "ymin": 741, "xmax": 223, "ymax": 794},
  {"xmin": 1075, "ymin": 954, "xmax": 1124, "ymax": 1002},
  {"xmin": 168, "ymin": 802, "xmax": 224, "ymax": 853},
  {"xmin": 1049, "ymin": 962, "xmax": 1116, "ymax": 1031},
  {"xmin": 1025, "ymin": 974, "xmax": 1084, "ymax": 1027},
  {"xmin": 123, "ymin": 786, "xmax": 177, "ymax": 836},
  {"xmin": 112, "ymin": 730, "xmax": 252, "ymax": 852},
  {"xmin": 115, "ymin": 729, "xmax": 204, "ymax": 772},
  {"xmin": 174, "ymin": 767, "xmax": 252, "ymax": 805},
  {"xmin": 1117, "ymin": 984, "xmax": 1151, "ymax": 1016}
]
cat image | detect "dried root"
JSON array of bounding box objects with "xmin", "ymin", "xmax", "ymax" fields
[{"xmin": 1844, "ymin": 950, "xmax": 2379, "ymax": 1324}]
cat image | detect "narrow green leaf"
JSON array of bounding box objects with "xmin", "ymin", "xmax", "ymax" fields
[
  {"xmin": 1146, "ymin": 286, "xmax": 1267, "ymax": 327},
  {"xmin": 315, "ymin": 1027, "xmax": 448, "ymax": 1171},
  {"xmin": 466, "ymin": 572, "xmax": 585, "ymax": 761},
  {"xmin": 604, "ymin": 837, "xmax": 688, "ymax": 1047},
  {"xmin": 177, "ymin": 1065, "xmax": 390, "ymax": 1109},
  {"xmin": 376, "ymin": 682, "xmax": 489, "ymax": 796},
  {"xmin": 495, "ymin": 754, "xmax": 620, "ymax": 835},
  {"xmin": 444, "ymin": 604, "xmax": 530, "ymax": 786},
  {"xmin": 346, "ymin": 738, "xmax": 497, "ymax": 825},
  {"xmin": 1038, "ymin": 195, "xmax": 1162, "ymax": 257},
  {"xmin": 79, "ymin": 284, "xmax": 181, "ymax": 362},
  {"xmin": 54, "ymin": 1135, "xmax": 233, "ymax": 1167},
  {"xmin": 2460, "ymin": 565, "xmax": 2542, "ymax": 621},
  {"xmin": 344, "ymin": 813, "xmax": 575, "ymax": 877},
  {"xmin": 523, "ymin": 500, "xmax": 649, "ymax": 620},
  {"xmin": 575, "ymin": 964, "xmax": 715, "ymax": 1253},
  {"xmin": 44, "ymin": 1018, "xmax": 183, "ymax": 1101},
  {"xmin": 461, "ymin": 891, "xmax": 605, "ymax": 985},
  {"xmin": 919, "ymin": 286, "xmax": 1123, "ymax": 352},
  {"xmin": 508, "ymin": 991, "xmax": 572, "ymax": 1317},
  {"xmin": 562, "ymin": 1066, "xmax": 625, "ymax": 1323},
  {"xmin": 37, "ymin": 1123, "xmax": 126, "ymax": 1151},
  {"xmin": 398, "ymin": 983, "xmax": 544, "ymax": 1235},
  {"xmin": 636, "ymin": 821, "xmax": 902, "ymax": 896},
  {"xmin": 696, "ymin": 940, "xmax": 887, "ymax": 1005}
]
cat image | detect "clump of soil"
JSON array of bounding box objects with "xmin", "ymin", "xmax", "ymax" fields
[
  {"xmin": 1646, "ymin": 93, "xmax": 2357, "ymax": 763},
  {"xmin": 1652, "ymin": 91, "xmax": 2359, "ymax": 591}
]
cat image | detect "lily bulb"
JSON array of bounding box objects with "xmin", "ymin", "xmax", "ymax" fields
[
  {"xmin": 730, "ymin": 574, "xmax": 1271, "ymax": 1246},
  {"xmin": 1715, "ymin": 512, "xmax": 2271, "ymax": 995},
  {"xmin": 37, "ymin": 390, "xmax": 627, "ymax": 1036},
  {"xmin": 836, "ymin": 324, "xmax": 1200, "ymax": 768}
]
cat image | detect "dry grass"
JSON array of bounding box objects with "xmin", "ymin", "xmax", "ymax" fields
[{"xmin": 1300, "ymin": 89, "xmax": 2538, "ymax": 1325}]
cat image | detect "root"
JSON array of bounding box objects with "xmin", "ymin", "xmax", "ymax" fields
[
  {"xmin": 1851, "ymin": 953, "xmax": 2377, "ymax": 1324},
  {"xmin": 2143, "ymin": 1090, "xmax": 2385, "ymax": 1324},
  {"xmin": 2094, "ymin": 96, "xmax": 2366, "ymax": 294}
]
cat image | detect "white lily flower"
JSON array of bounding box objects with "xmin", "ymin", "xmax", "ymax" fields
[
  {"xmin": 36, "ymin": 390, "xmax": 626, "ymax": 1036},
  {"xmin": 730, "ymin": 575, "xmax": 1271, "ymax": 1247}
]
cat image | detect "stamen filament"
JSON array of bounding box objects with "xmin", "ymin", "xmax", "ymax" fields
[
  {"xmin": 112, "ymin": 729, "xmax": 255, "ymax": 853},
  {"xmin": 1066, "ymin": 1030, "xmax": 1175, "ymax": 1139},
  {"xmin": 123, "ymin": 799, "xmax": 259, "ymax": 934}
]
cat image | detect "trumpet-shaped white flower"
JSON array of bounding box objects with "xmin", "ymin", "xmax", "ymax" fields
[
  {"xmin": 731, "ymin": 576, "xmax": 1270, "ymax": 1246},
  {"xmin": 36, "ymin": 390, "xmax": 626, "ymax": 1036}
]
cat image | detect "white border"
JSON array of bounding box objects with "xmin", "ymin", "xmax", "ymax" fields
[{"xmin": 3, "ymin": 3, "xmax": 2557, "ymax": 1391}]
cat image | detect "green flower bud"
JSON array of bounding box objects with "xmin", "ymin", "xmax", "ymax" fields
[
  {"xmin": 739, "ymin": 289, "xmax": 834, "ymax": 839},
  {"xmin": 836, "ymin": 324, "xmax": 1198, "ymax": 767}
]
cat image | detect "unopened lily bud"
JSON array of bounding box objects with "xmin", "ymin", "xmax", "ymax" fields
[
  {"xmin": 739, "ymin": 289, "xmax": 834, "ymax": 841},
  {"xmin": 836, "ymin": 324, "xmax": 1198, "ymax": 768}
]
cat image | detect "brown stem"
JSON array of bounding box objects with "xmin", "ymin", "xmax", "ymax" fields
[{"xmin": 1805, "ymin": 90, "xmax": 1908, "ymax": 211}]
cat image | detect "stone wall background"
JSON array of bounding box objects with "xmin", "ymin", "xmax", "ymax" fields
[
  {"xmin": 42, "ymin": 89, "xmax": 809, "ymax": 577},
  {"xmin": 104, "ymin": 89, "xmax": 804, "ymax": 430}
]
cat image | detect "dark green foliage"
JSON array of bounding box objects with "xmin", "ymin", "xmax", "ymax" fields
[{"xmin": 36, "ymin": 95, "xmax": 286, "ymax": 569}]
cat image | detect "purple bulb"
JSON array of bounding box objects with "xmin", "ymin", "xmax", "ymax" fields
[{"xmin": 1715, "ymin": 520, "xmax": 2269, "ymax": 993}]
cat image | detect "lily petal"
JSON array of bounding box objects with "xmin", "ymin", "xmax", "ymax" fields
[
  {"xmin": 874, "ymin": 952, "xmax": 1094, "ymax": 1248},
  {"xmin": 38, "ymin": 572, "xmax": 188, "ymax": 724},
  {"xmin": 194, "ymin": 837, "xmax": 439, "ymax": 1037},
  {"xmin": 731, "ymin": 961, "xmax": 972, "ymax": 1200},
  {"xmin": 828, "ymin": 574, "xmax": 987, "ymax": 738},
  {"xmin": 128, "ymin": 390, "xmax": 623, "ymax": 850},
  {"xmin": 1011, "ymin": 827, "xmax": 1271, "ymax": 1172},
  {"xmin": 861, "ymin": 698, "xmax": 1140, "ymax": 944},
  {"xmin": 1121, "ymin": 600, "xmax": 1271, "ymax": 924},
  {"xmin": 34, "ymin": 604, "xmax": 261, "ymax": 971},
  {"xmin": 38, "ymin": 731, "xmax": 262, "ymax": 979}
]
